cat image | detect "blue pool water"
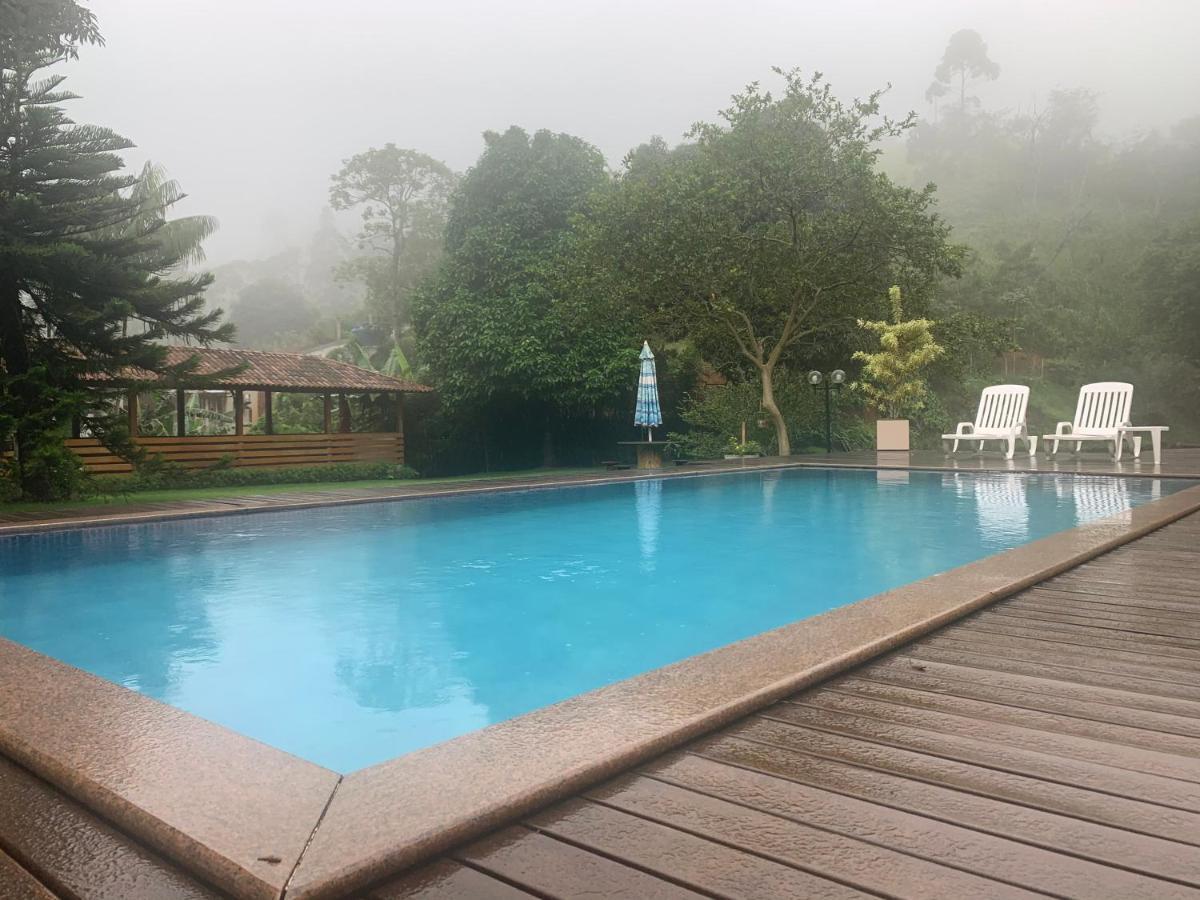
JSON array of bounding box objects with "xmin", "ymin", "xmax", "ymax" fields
[{"xmin": 0, "ymin": 468, "xmax": 1189, "ymax": 771}]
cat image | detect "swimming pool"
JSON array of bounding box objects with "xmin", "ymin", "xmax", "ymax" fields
[{"xmin": 0, "ymin": 468, "xmax": 1189, "ymax": 771}]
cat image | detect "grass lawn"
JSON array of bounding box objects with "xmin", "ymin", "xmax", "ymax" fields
[{"xmin": 0, "ymin": 467, "xmax": 605, "ymax": 514}]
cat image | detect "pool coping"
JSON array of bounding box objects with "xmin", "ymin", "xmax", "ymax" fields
[{"xmin": 1, "ymin": 472, "xmax": 1198, "ymax": 899}]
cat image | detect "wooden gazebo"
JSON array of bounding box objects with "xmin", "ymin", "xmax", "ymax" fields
[{"xmin": 70, "ymin": 346, "xmax": 432, "ymax": 474}]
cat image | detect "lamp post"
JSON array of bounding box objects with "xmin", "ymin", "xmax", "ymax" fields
[{"xmin": 806, "ymin": 369, "xmax": 846, "ymax": 453}]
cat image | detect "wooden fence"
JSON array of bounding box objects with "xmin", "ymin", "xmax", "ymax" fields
[{"xmin": 61, "ymin": 433, "xmax": 405, "ymax": 474}]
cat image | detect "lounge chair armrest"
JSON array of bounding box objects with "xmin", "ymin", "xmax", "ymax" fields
[
  {"xmin": 954, "ymin": 422, "xmax": 974, "ymax": 435},
  {"xmin": 1053, "ymin": 421, "xmax": 1073, "ymax": 435}
]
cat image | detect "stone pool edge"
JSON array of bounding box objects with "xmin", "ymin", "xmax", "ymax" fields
[
  {"xmin": 284, "ymin": 482, "xmax": 1200, "ymax": 899},
  {"xmin": 2, "ymin": 479, "xmax": 1199, "ymax": 900}
]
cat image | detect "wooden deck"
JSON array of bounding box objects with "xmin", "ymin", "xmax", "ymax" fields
[{"xmin": 373, "ymin": 510, "xmax": 1200, "ymax": 900}]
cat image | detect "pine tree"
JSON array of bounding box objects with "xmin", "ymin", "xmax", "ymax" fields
[{"xmin": 0, "ymin": 0, "xmax": 232, "ymax": 498}]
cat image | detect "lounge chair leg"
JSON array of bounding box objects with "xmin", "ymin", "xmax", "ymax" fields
[
  {"xmin": 1027, "ymin": 436, "xmax": 1038, "ymax": 456},
  {"xmin": 1005, "ymin": 437, "xmax": 1015, "ymax": 460}
]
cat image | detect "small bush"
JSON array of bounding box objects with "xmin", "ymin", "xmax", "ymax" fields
[{"xmin": 85, "ymin": 462, "xmax": 419, "ymax": 497}]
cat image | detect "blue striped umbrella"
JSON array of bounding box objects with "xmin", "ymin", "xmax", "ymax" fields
[{"xmin": 634, "ymin": 340, "xmax": 663, "ymax": 440}]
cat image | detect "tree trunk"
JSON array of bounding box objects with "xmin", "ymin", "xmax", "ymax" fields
[
  {"xmin": 0, "ymin": 274, "xmax": 35, "ymax": 478},
  {"xmin": 759, "ymin": 363, "xmax": 789, "ymax": 457}
]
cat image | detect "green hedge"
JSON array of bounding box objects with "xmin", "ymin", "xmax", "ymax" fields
[{"xmin": 85, "ymin": 461, "xmax": 419, "ymax": 497}]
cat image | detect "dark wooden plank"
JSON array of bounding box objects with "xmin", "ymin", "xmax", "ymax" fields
[
  {"xmin": 973, "ymin": 609, "xmax": 1200, "ymax": 652},
  {"xmin": 583, "ymin": 774, "xmax": 1036, "ymax": 899},
  {"xmin": 1002, "ymin": 597, "xmax": 1200, "ymax": 630},
  {"xmin": 946, "ymin": 618, "xmax": 1200, "ymax": 664},
  {"xmin": 872, "ymin": 653, "xmax": 1200, "ymax": 719},
  {"xmin": 647, "ymin": 749, "xmax": 1200, "ymax": 896},
  {"xmin": 370, "ymin": 858, "xmax": 537, "ymax": 899},
  {"xmin": 1021, "ymin": 586, "xmax": 1200, "ymax": 614},
  {"xmin": 685, "ymin": 738, "xmax": 1200, "ymax": 886},
  {"xmin": 918, "ymin": 636, "xmax": 1200, "ymax": 687},
  {"xmin": 766, "ymin": 701, "xmax": 1200, "ymax": 808},
  {"xmin": 898, "ymin": 644, "xmax": 1200, "ymax": 701},
  {"xmin": 969, "ymin": 607, "xmax": 1200, "ymax": 644},
  {"xmin": 524, "ymin": 798, "xmax": 872, "ymax": 899},
  {"xmin": 0, "ymin": 756, "xmax": 222, "ymax": 900},
  {"xmin": 826, "ymin": 678, "xmax": 1200, "ymax": 758},
  {"xmin": 853, "ymin": 665, "xmax": 1200, "ymax": 740},
  {"xmin": 453, "ymin": 827, "xmax": 703, "ymax": 900},
  {"xmin": 722, "ymin": 717, "xmax": 1200, "ymax": 844},
  {"xmin": 786, "ymin": 690, "xmax": 1200, "ymax": 783}
]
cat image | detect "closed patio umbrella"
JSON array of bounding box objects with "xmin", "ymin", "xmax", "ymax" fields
[{"xmin": 634, "ymin": 340, "xmax": 663, "ymax": 441}]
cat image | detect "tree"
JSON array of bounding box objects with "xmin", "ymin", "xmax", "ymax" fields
[
  {"xmin": 413, "ymin": 127, "xmax": 637, "ymax": 465},
  {"xmin": 932, "ymin": 29, "xmax": 1000, "ymax": 108},
  {"xmin": 228, "ymin": 278, "xmax": 317, "ymax": 349},
  {"xmin": 0, "ymin": 0, "xmax": 231, "ymax": 498},
  {"xmin": 852, "ymin": 286, "xmax": 945, "ymax": 420},
  {"xmin": 588, "ymin": 70, "xmax": 960, "ymax": 455},
  {"xmin": 329, "ymin": 145, "xmax": 455, "ymax": 338}
]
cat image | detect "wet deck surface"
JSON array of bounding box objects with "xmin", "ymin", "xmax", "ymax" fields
[{"xmin": 373, "ymin": 511, "xmax": 1200, "ymax": 899}]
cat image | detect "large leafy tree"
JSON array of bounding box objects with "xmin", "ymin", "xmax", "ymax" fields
[
  {"xmin": 413, "ymin": 127, "xmax": 637, "ymax": 464},
  {"xmin": 329, "ymin": 144, "xmax": 455, "ymax": 339},
  {"xmin": 588, "ymin": 70, "xmax": 960, "ymax": 455},
  {"xmin": 0, "ymin": 0, "xmax": 230, "ymax": 498}
]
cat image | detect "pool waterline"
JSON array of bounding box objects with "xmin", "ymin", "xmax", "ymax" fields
[{"xmin": 0, "ymin": 467, "xmax": 1191, "ymax": 771}]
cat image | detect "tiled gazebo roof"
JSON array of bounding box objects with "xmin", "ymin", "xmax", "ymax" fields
[{"xmin": 83, "ymin": 346, "xmax": 432, "ymax": 394}]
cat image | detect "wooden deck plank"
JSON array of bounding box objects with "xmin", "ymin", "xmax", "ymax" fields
[
  {"xmin": 642, "ymin": 751, "xmax": 1200, "ymax": 897},
  {"xmin": 720, "ymin": 717, "xmax": 1200, "ymax": 843},
  {"xmin": 898, "ymin": 644, "xmax": 1200, "ymax": 699},
  {"xmin": 369, "ymin": 858, "xmax": 538, "ymax": 899},
  {"xmin": 761, "ymin": 703, "xmax": 1200, "ymax": 810},
  {"xmin": 581, "ymin": 774, "xmax": 1044, "ymax": 899},
  {"xmin": 451, "ymin": 826, "xmax": 707, "ymax": 899},
  {"xmin": 678, "ymin": 740, "xmax": 1200, "ymax": 886},
  {"xmin": 866, "ymin": 655, "xmax": 1200, "ymax": 720},
  {"xmin": 523, "ymin": 798, "xmax": 873, "ymax": 899},
  {"xmin": 912, "ymin": 636, "xmax": 1200, "ymax": 686},
  {"xmin": 947, "ymin": 618, "xmax": 1200, "ymax": 661},
  {"xmin": 847, "ymin": 669, "xmax": 1200, "ymax": 740},
  {"xmin": 790, "ymin": 689, "xmax": 1200, "ymax": 781},
  {"xmin": 0, "ymin": 756, "xmax": 222, "ymax": 900},
  {"xmin": 825, "ymin": 679, "xmax": 1200, "ymax": 756}
]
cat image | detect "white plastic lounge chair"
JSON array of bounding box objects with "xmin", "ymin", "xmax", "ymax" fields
[
  {"xmin": 1043, "ymin": 382, "xmax": 1138, "ymax": 458},
  {"xmin": 942, "ymin": 385, "xmax": 1036, "ymax": 459}
]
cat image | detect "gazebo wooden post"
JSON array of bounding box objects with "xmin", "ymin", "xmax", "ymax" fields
[
  {"xmin": 126, "ymin": 390, "xmax": 138, "ymax": 438},
  {"xmin": 395, "ymin": 392, "xmax": 405, "ymax": 464},
  {"xmin": 263, "ymin": 390, "xmax": 274, "ymax": 435},
  {"xmin": 175, "ymin": 388, "xmax": 186, "ymax": 437},
  {"xmin": 338, "ymin": 393, "xmax": 351, "ymax": 433},
  {"xmin": 233, "ymin": 390, "xmax": 245, "ymax": 436},
  {"xmin": 322, "ymin": 393, "xmax": 332, "ymax": 433}
]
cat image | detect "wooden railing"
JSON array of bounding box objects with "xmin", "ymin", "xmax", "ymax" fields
[{"xmin": 62, "ymin": 433, "xmax": 405, "ymax": 474}]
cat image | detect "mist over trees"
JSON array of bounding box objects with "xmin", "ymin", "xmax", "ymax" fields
[{"xmin": 900, "ymin": 29, "xmax": 1200, "ymax": 436}]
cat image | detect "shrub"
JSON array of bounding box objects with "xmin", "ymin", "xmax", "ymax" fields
[{"xmin": 85, "ymin": 462, "xmax": 419, "ymax": 497}]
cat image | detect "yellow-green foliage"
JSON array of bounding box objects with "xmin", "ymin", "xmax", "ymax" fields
[{"xmin": 853, "ymin": 286, "xmax": 945, "ymax": 420}]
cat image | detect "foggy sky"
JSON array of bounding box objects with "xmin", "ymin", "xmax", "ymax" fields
[{"xmin": 61, "ymin": 0, "xmax": 1200, "ymax": 265}]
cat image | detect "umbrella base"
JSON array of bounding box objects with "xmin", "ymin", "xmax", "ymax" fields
[{"xmin": 619, "ymin": 441, "xmax": 667, "ymax": 470}]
